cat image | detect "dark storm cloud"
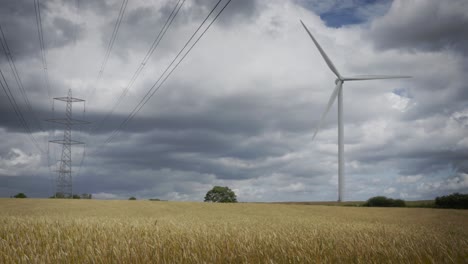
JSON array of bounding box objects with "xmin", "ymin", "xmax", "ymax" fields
[
  {"xmin": 93, "ymin": 125, "xmax": 293, "ymax": 180},
  {"xmin": 79, "ymin": 81, "xmax": 313, "ymax": 183},
  {"xmin": 368, "ymin": 0, "xmax": 468, "ymax": 55},
  {"xmin": 0, "ymin": 104, "xmax": 44, "ymax": 133},
  {"xmin": 0, "ymin": 0, "xmax": 84, "ymax": 61},
  {"xmin": 394, "ymin": 78, "xmax": 468, "ymax": 127},
  {"xmin": 77, "ymin": 83, "xmax": 328, "ymax": 184},
  {"xmin": 362, "ymin": 1, "xmax": 468, "ymax": 131},
  {"xmin": 86, "ymin": 82, "xmax": 319, "ymax": 136},
  {"xmin": 75, "ymin": 0, "xmax": 113, "ymax": 15},
  {"xmin": 0, "ymin": 68, "xmax": 74, "ymax": 133},
  {"xmin": 103, "ymin": 3, "xmax": 167, "ymax": 59},
  {"xmin": 353, "ymin": 146, "xmax": 468, "ymax": 175},
  {"xmin": 0, "ymin": 175, "xmax": 52, "ymax": 198},
  {"xmin": 98, "ymin": 0, "xmax": 260, "ymax": 62},
  {"xmin": 0, "ymin": 89, "xmax": 50, "ymax": 134},
  {"xmin": 74, "ymin": 170, "xmax": 157, "ymax": 194},
  {"xmin": 52, "ymin": 16, "xmax": 81, "ymax": 47}
]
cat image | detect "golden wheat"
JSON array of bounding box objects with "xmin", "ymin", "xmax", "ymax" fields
[{"xmin": 0, "ymin": 199, "xmax": 467, "ymax": 263}]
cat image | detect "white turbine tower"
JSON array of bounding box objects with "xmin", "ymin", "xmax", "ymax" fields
[{"xmin": 300, "ymin": 20, "xmax": 411, "ymax": 202}]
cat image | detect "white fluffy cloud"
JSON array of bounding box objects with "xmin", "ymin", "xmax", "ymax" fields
[{"xmin": 0, "ymin": 148, "xmax": 41, "ymax": 176}]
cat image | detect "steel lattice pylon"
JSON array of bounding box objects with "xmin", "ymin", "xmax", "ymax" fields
[{"xmin": 47, "ymin": 89, "xmax": 89, "ymax": 198}]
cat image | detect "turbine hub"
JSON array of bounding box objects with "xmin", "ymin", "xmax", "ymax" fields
[{"xmin": 335, "ymin": 78, "xmax": 342, "ymax": 85}]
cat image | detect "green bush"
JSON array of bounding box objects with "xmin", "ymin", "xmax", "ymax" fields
[
  {"xmin": 435, "ymin": 193, "xmax": 468, "ymax": 209},
  {"xmin": 129, "ymin": 197, "xmax": 137, "ymax": 200},
  {"xmin": 13, "ymin": 193, "xmax": 27, "ymax": 198},
  {"xmin": 363, "ymin": 196, "xmax": 406, "ymax": 207}
]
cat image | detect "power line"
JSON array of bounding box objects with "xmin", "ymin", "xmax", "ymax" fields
[
  {"xmin": 0, "ymin": 68, "xmax": 45, "ymax": 154},
  {"xmin": 74, "ymin": 0, "xmax": 129, "ymax": 179},
  {"xmin": 34, "ymin": 0, "xmax": 52, "ymax": 104},
  {"xmin": 70, "ymin": 0, "xmax": 91, "ymax": 182},
  {"xmin": 87, "ymin": 0, "xmax": 129, "ymax": 100},
  {"xmin": 90, "ymin": 0, "xmax": 186, "ymax": 135},
  {"xmin": 103, "ymin": 0, "xmax": 232, "ymax": 146},
  {"xmin": 34, "ymin": 0, "xmax": 58, "ymax": 183},
  {"xmin": 0, "ymin": 24, "xmax": 45, "ymax": 133}
]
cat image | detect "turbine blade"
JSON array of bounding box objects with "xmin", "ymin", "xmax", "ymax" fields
[
  {"xmin": 300, "ymin": 20, "xmax": 341, "ymax": 79},
  {"xmin": 311, "ymin": 82, "xmax": 342, "ymax": 141},
  {"xmin": 342, "ymin": 75, "xmax": 411, "ymax": 81}
]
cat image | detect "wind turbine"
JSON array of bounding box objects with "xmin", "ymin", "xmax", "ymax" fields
[{"xmin": 300, "ymin": 20, "xmax": 411, "ymax": 202}]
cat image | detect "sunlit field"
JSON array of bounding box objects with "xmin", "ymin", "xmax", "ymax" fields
[{"xmin": 1, "ymin": 199, "xmax": 467, "ymax": 263}]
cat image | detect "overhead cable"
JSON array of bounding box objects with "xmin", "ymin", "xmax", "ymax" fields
[{"xmin": 103, "ymin": 0, "xmax": 232, "ymax": 146}]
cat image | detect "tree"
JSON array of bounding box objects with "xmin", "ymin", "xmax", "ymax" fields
[
  {"xmin": 204, "ymin": 186, "xmax": 237, "ymax": 203},
  {"xmin": 435, "ymin": 193, "xmax": 468, "ymax": 209},
  {"xmin": 363, "ymin": 196, "xmax": 406, "ymax": 207},
  {"xmin": 129, "ymin": 196, "xmax": 137, "ymax": 200},
  {"xmin": 13, "ymin": 193, "xmax": 27, "ymax": 198},
  {"xmin": 72, "ymin": 194, "xmax": 81, "ymax": 199}
]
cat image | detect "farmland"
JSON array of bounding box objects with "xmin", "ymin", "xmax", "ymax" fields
[{"xmin": 0, "ymin": 199, "xmax": 467, "ymax": 263}]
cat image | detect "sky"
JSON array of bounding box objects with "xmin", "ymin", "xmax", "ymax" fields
[{"xmin": 0, "ymin": 0, "xmax": 467, "ymax": 201}]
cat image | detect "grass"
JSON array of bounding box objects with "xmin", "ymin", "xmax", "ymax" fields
[
  {"xmin": 405, "ymin": 200, "xmax": 435, "ymax": 208},
  {"xmin": 270, "ymin": 201, "xmax": 365, "ymax": 206},
  {"xmin": 272, "ymin": 200, "xmax": 437, "ymax": 208},
  {"xmin": 0, "ymin": 199, "xmax": 467, "ymax": 263}
]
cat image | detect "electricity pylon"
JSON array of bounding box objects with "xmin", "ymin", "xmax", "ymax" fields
[{"xmin": 47, "ymin": 89, "xmax": 89, "ymax": 198}]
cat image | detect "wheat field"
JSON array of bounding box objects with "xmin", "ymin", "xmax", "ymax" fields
[{"xmin": 0, "ymin": 199, "xmax": 467, "ymax": 263}]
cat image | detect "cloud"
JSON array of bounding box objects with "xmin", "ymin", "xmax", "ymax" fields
[
  {"xmin": 385, "ymin": 92, "xmax": 412, "ymax": 112},
  {"xmin": 0, "ymin": 0, "xmax": 84, "ymax": 61},
  {"xmin": 294, "ymin": 0, "xmax": 392, "ymax": 27},
  {"xmin": 417, "ymin": 173, "xmax": 468, "ymax": 194},
  {"xmin": 368, "ymin": 0, "xmax": 468, "ymax": 55},
  {"xmin": 452, "ymin": 109, "xmax": 468, "ymax": 128},
  {"xmin": 397, "ymin": 174, "xmax": 423, "ymax": 184},
  {"xmin": 0, "ymin": 148, "xmax": 41, "ymax": 176},
  {"xmin": 0, "ymin": 0, "xmax": 467, "ymax": 201},
  {"xmin": 384, "ymin": 187, "xmax": 396, "ymax": 194},
  {"xmin": 279, "ymin": 182, "xmax": 306, "ymax": 193}
]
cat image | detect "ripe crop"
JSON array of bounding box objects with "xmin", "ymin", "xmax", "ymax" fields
[{"xmin": 1, "ymin": 199, "xmax": 467, "ymax": 263}]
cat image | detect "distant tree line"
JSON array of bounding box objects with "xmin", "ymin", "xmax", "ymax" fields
[
  {"xmin": 363, "ymin": 196, "xmax": 406, "ymax": 207},
  {"xmin": 435, "ymin": 193, "xmax": 468, "ymax": 209},
  {"xmin": 49, "ymin": 193, "xmax": 92, "ymax": 199},
  {"xmin": 8, "ymin": 190, "xmax": 467, "ymax": 210},
  {"xmin": 362, "ymin": 193, "xmax": 468, "ymax": 209}
]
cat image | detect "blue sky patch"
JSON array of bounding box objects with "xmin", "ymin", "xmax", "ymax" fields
[
  {"xmin": 320, "ymin": 9, "xmax": 364, "ymax": 28},
  {"xmin": 297, "ymin": 0, "xmax": 392, "ymax": 28}
]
